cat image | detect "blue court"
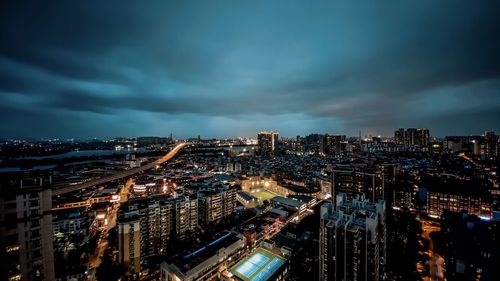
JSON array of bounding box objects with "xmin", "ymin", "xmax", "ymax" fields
[{"xmin": 231, "ymin": 248, "xmax": 286, "ymax": 281}]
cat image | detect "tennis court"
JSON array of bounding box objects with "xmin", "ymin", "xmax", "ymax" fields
[{"xmin": 232, "ymin": 248, "xmax": 285, "ymax": 281}]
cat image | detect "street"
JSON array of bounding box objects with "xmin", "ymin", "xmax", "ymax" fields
[
  {"xmin": 420, "ymin": 218, "xmax": 445, "ymax": 281},
  {"xmin": 86, "ymin": 205, "xmax": 118, "ymax": 280}
]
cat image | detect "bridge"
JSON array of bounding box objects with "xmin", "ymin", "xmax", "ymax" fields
[{"xmin": 52, "ymin": 142, "xmax": 189, "ymax": 196}]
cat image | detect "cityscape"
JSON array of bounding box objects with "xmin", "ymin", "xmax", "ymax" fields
[{"xmin": 1, "ymin": 2, "xmax": 500, "ymax": 281}]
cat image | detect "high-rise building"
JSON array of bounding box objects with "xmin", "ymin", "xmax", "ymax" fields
[
  {"xmin": 197, "ymin": 184, "xmax": 237, "ymax": 226},
  {"xmin": 305, "ymin": 133, "xmax": 321, "ymax": 154},
  {"xmin": 118, "ymin": 212, "xmax": 141, "ymax": 274},
  {"xmin": 484, "ymin": 131, "xmax": 497, "ymax": 159},
  {"xmin": 0, "ymin": 177, "xmax": 55, "ymax": 281},
  {"xmin": 257, "ymin": 131, "xmax": 279, "ymax": 155},
  {"xmin": 394, "ymin": 128, "xmax": 405, "ymax": 145},
  {"xmin": 331, "ymin": 167, "xmax": 385, "ymax": 203},
  {"xmin": 117, "ymin": 194, "xmax": 198, "ymax": 273},
  {"xmin": 394, "ymin": 128, "xmax": 430, "ymax": 147},
  {"xmin": 320, "ymin": 135, "xmax": 346, "ymax": 155},
  {"xmin": 319, "ymin": 193, "xmax": 386, "ymax": 281}
]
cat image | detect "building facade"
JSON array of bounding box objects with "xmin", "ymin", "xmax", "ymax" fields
[
  {"xmin": 258, "ymin": 131, "xmax": 279, "ymax": 155},
  {"xmin": 117, "ymin": 194, "xmax": 198, "ymax": 273},
  {"xmin": 118, "ymin": 212, "xmax": 141, "ymax": 274},
  {"xmin": 331, "ymin": 168, "xmax": 384, "ymax": 203},
  {"xmin": 394, "ymin": 128, "xmax": 430, "ymax": 147},
  {"xmin": 0, "ymin": 178, "xmax": 55, "ymax": 281},
  {"xmin": 197, "ymin": 184, "xmax": 237, "ymax": 226},
  {"xmin": 319, "ymin": 193, "xmax": 386, "ymax": 281}
]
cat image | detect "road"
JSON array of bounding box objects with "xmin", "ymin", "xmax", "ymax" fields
[
  {"xmin": 420, "ymin": 218, "xmax": 445, "ymax": 281},
  {"xmin": 86, "ymin": 205, "xmax": 118, "ymax": 280},
  {"xmin": 53, "ymin": 142, "xmax": 188, "ymax": 196}
]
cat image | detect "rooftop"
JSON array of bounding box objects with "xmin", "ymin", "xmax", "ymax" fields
[
  {"xmin": 231, "ymin": 247, "xmax": 286, "ymax": 281},
  {"xmin": 168, "ymin": 231, "xmax": 242, "ymax": 274},
  {"xmin": 271, "ymin": 196, "xmax": 305, "ymax": 208}
]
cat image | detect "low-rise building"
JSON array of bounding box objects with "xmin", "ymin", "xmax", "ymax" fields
[{"xmin": 160, "ymin": 231, "xmax": 245, "ymax": 281}]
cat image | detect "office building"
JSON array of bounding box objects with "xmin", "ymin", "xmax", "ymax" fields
[
  {"xmin": 0, "ymin": 177, "xmax": 55, "ymax": 281},
  {"xmin": 319, "ymin": 193, "xmax": 386, "ymax": 281},
  {"xmin": 258, "ymin": 131, "xmax": 279, "ymax": 155}
]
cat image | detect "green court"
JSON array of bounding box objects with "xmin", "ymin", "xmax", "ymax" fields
[{"xmin": 250, "ymin": 190, "xmax": 278, "ymax": 203}]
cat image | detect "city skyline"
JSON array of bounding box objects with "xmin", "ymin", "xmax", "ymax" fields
[{"xmin": 1, "ymin": 1, "xmax": 500, "ymax": 139}]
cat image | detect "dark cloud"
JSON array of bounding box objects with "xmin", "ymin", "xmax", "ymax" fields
[{"xmin": 1, "ymin": 1, "xmax": 500, "ymax": 138}]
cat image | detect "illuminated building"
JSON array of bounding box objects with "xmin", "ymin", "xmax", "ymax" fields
[
  {"xmin": 394, "ymin": 128, "xmax": 430, "ymax": 148},
  {"xmin": 484, "ymin": 131, "xmax": 497, "ymax": 159},
  {"xmin": 423, "ymin": 177, "xmax": 492, "ymax": 219},
  {"xmin": 117, "ymin": 194, "xmax": 198, "ymax": 272},
  {"xmin": 319, "ymin": 193, "xmax": 386, "ymax": 281},
  {"xmin": 331, "ymin": 167, "xmax": 385, "ymax": 203},
  {"xmin": 258, "ymin": 131, "xmax": 279, "ymax": 155},
  {"xmin": 118, "ymin": 213, "xmax": 141, "ymax": 274},
  {"xmin": 0, "ymin": 177, "xmax": 55, "ymax": 281},
  {"xmin": 196, "ymin": 183, "xmax": 237, "ymax": 226}
]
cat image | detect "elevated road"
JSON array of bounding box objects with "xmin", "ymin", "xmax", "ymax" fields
[{"xmin": 52, "ymin": 142, "xmax": 188, "ymax": 196}]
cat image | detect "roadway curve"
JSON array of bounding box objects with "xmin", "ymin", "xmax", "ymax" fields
[{"xmin": 52, "ymin": 142, "xmax": 188, "ymax": 196}]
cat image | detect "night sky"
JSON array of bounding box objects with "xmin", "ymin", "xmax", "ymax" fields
[{"xmin": 1, "ymin": 1, "xmax": 499, "ymax": 139}]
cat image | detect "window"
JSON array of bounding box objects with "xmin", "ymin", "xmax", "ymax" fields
[
  {"xmin": 5, "ymin": 234, "xmax": 18, "ymax": 244},
  {"xmin": 5, "ymin": 213, "xmax": 17, "ymax": 230},
  {"xmin": 6, "ymin": 245, "xmax": 20, "ymax": 253}
]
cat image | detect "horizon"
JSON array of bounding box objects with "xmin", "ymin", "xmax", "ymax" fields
[{"xmin": 1, "ymin": 128, "xmax": 496, "ymax": 141}]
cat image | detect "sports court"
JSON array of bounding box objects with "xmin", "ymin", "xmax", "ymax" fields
[
  {"xmin": 250, "ymin": 190, "xmax": 278, "ymax": 203},
  {"xmin": 231, "ymin": 248, "xmax": 285, "ymax": 281}
]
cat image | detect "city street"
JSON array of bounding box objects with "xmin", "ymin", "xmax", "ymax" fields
[
  {"xmin": 420, "ymin": 218, "xmax": 445, "ymax": 281},
  {"xmin": 86, "ymin": 205, "xmax": 118, "ymax": 280}
]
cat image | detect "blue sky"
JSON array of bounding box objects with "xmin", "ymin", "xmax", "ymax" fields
[{"xmin": 1, "ymin": 1, "xmax": 499, "ymax": 138}]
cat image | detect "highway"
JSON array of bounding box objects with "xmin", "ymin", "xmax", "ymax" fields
[{"xmin": 52, "ymin": 142, "xmax": 188, "ymax": 196}]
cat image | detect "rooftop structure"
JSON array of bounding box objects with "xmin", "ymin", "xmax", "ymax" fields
[{"xmin": 161, "ymin": 231, "xmax": 245, "ymax": 281}]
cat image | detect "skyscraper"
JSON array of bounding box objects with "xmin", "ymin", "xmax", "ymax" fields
[
  {"xmin": 257, "ymin": 131, "xmax": 279, "ymax": 155},
  {"xmin": 319, "ymin": 193, "xmax": 386, "ymax": 281}
]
